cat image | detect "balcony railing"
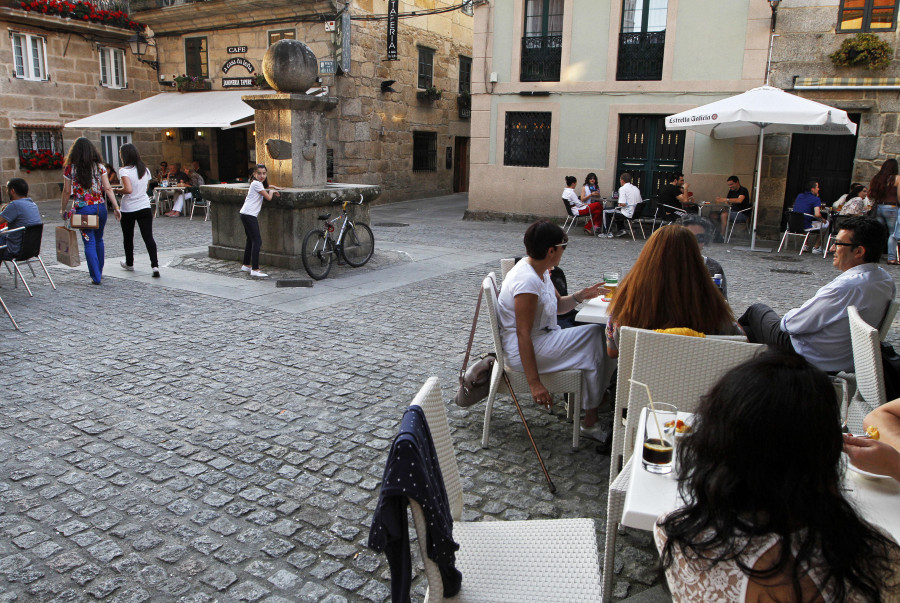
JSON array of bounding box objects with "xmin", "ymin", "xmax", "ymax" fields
[
  {"xmin": 129, "ymin": 0, "xmax": 209, "ymax": 11},
  {"xmin": 520, "ymin": 34, "xmax": 562, "ymax": 82},
  {"xmin": 616, "ymin": 31, "xmax": 665, "ymax": 81}
]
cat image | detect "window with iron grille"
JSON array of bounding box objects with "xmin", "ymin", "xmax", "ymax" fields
[
  {"xmin": 418, "ymin": 47, "xmax": 434, "ymax": 89},
  {"xmin": 617, "ymin": 0, "xmax": 667, "ymax": 81},
  {"xmin": 413, "ymin": 132, "xmax": 437, "ymax": 172},
  {"xmin": 17, "ymin": 129, "xmax": 62, "ymax": 155},
  {"xmin": 837, "ymin": 0, "xmax": 898, "ymax": 32},
  {"xmin": 185, "ymin": 36, "xmax": 208, "ymax": 78},
  {"xmin": 504, "ymin": 112, "xmax": 551, "ymax": 167},
  {"xmin": 99, "ymin": 47, "xmax": 126, "ymax": 89},
  {"xmin": 521, "ymin": 0, "xmax": 563, "ymax": 82},
  {"xmin": 268, "ymin": 29, "xmax": 296, "ymax": 45},
  {"xmin": 11, "ymin": 32, "xmax": 48, "ymax": 81}
]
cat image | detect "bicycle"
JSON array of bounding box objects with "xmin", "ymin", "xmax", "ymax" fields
[{"xmin": 301, "ymin": 195, "xmax": 375, "ymax": 280}]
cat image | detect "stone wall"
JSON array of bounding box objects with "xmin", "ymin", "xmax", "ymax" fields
[{"xmin": 0, "ymin": 10, "xmax": 161, "ymax": 203}]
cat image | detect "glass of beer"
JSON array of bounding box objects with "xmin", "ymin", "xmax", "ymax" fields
[
  {"xmin": 603, "ymin": 271, "xmax": 619, "ymax": 300},
  {"xmin": 642, "ymin": 403, "xmax": 676, "ymax": 474}
]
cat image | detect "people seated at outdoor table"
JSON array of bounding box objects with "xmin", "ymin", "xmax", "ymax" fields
[
  {"xmin": 164, "ymin": 163, "xmax": 192, "ymax": 217},
  {"xmin": 562, "ymin": 175, "xmax": 603, "ymax": 235},
  {"xmin": 793, "ymin": 179, "xmax": 829, "ymax": 254},
  {"xmin": 658, "ymin": 172, "xmax": 691, "ymax": 221},
  {"xmin": 0, "ymin": 178, "xmax": 42, "ymax": 259},
  {"xmin": 739, "ymin": 216, "xmax": 895, "ymax": 373},
  {"xmin": 155, "ymin": 161, "xmax": 168, "ymax": 182},
  {"xmin": 190, "ymin": 160, "xmax": 206, "ymax": 182},
  {"xmin": 678, "ymin": 215, "xmax": 727, "ymax": 299},
  {"xmin": 655, "ymin": 349, "xmax": 900, "ymax": 602},
  {"xmin": 605, "ymin": 225, "xmax": 742, "ymax": 360},
  {"xmin": 187, "ymin": 164, "xmax": 205, "ymax": 187},
  {"xmin": 839, "ymin": 183, "xmax": 870, "ymax": 217},
  {"xmin": 497, "ymin": 220, "xmax": 609, "ymax": 441},
  {"xmin": 105, "ymin": 164, "xmax": 119, "ymax": 186},
  {"xmin": 602, "ymin": 172, "xmax": 641, "ymax": 238},
  {"xmin": 714, "ymin": 175, "xmax": 750, "ymax": 241}
]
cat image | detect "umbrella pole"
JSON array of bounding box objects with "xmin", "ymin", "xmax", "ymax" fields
[{"xmin": 751, "ymin": 127, "xmax": 764, "ymax": 250}]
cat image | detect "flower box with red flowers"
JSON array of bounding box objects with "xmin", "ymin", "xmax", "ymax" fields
[
  {"xmin": 14, "ymin": 0, "xmax": 144, "ymax": 31},
  {"xmin": 19, "ymin": 149, "xmax": 64, "ymax": 171}
]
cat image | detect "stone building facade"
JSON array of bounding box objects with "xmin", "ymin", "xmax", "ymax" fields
[
  {"xmin": 127, "ymin": 0, "xmax": 473, "ymax": 202},
  {"xmin": 0, "ymin": 5, "xmax": 160, "ymax": 202}
]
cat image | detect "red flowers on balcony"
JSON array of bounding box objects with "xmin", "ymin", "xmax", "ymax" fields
[
  {"xmin": 19, "ymin": 149, "xmax": 64, "ymax": 171},
  {"xmin": 15, "ymin": 0, "xmax": 145, "ymax": 32}
]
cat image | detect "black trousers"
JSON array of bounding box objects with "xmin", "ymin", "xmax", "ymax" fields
[
  {"xmin": 120, "ymin": 208, "xmax": 158, "ymax": 268},
  {"xmin": 738, "ymin": 303, "xmax": 795, "ymax": 351},
  {"xmin": 240, "ymin": 213, "xmax": 262, "ymax": 270}
]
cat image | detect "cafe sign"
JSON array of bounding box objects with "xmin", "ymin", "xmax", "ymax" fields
[
  {"xmin": 222, "ymin": 57, "xmax": 255, "ymax": 74},
  {"xmin": 223, "ymin": 78, "xmax": 255, "ymax": 88},
  {"xmin": 227, "ymin": 46, "xmax": 248, "ymax": 54}
]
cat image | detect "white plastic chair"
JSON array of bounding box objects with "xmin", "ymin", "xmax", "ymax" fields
[
  {"xmin": 403, "ymin": 377, "xmax": 603, "ymax": 602},
  {"xmin": 725, "ymin": 206, "xmax": 752, "ymax": 243},
  {"xmin": 844, "ymin": 305, "xmax": 886, "ymax": 434},
  {"xmin": 602, "ymin": 328, "xmax": 765, "ymax": 602},
  {"xmin": 481, "ymin": 275, "xmax": 586, "ymax": 449},
  {"xmin": 777, "ymin": 211, "xmax": 821, "ymax": 255}
]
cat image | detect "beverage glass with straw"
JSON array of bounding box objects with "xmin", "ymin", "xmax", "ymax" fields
[{"xmin": 630, "ymin": 379, "xmax": 676, "ymax": 474}]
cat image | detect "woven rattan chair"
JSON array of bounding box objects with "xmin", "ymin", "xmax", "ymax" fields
[
  {"xmin": 405, "ymin": 377, "xmax": 603, "ymax": 602},
  {"xmin": 879, "ymin": 299, "xmax": 899, "ymax": 342},
  {"xmin": 602, "ymin": 329, "xmax": 765, "ymax": 602},
  {"xmin": 844, "ymin": 305, "xmax": 886, "ymax": 434},
  {"xmin": 481, "ymin": 275, "xmax": 586, "ymax": 449},
  {"xmin": 499, "ymin": 258, "xmax": 516, "ymax": 281}
]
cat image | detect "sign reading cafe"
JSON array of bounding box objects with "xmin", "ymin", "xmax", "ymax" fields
[
  {"xmin": 386, "ymin": 0, "xmax": 398, "ymax": 60},
  {"xmin": 222, "ymin": 57, "xmax": 255, "ymax": 74}
]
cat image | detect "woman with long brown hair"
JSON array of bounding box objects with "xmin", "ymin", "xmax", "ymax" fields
[
  {"xmin": 605, "ymin": 225, "xmax": 741, "ymax": 357},
  {"xmin": 868, "ymin": 158, "xmax": 900, "ymax": 264}
]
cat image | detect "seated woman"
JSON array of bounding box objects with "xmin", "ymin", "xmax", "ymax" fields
[
  {"xmin": 497, "ymin": 220, "xmax": 608, "ymax": 440},
  {"xmin": 839, "ymin": 183, "xmax": 869, "ymax": 217},
  {"xmin": 656, "ymin": 350, "xmax": 900, "ymax": 602},
  {"xmin": 606, "ymin": 225, "xmax": 741, "ymax": 359}
]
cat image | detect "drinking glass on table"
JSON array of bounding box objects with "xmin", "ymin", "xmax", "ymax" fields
[
  {"xmin": 603, "ymin": 271, "xmax": 619, "ymax": 300},
  {"xmin": 642, "ymin": 403, "xmax": 676, "ymax": 474}
]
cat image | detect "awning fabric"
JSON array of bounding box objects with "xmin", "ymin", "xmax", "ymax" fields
[
  {"xmin": 794, "ymin": 76, "xmax": 900, "ymax": 88},
  {"xmin": 65, "ymin": 90, "xmax": 274, "ymax": 129}
]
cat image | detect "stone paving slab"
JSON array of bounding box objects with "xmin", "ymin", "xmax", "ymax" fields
[{"xmin": 0, "ymin": 194, "xmax": 896, "ymax": 602}]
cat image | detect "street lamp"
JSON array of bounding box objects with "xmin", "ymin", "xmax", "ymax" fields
[
  {"xmin": 128, "ymin": 33, "xmax": 159, "ymax": 71},
  {"xmin": 768, "ymin": 0, "xmax": 781, "ymax": 32}
]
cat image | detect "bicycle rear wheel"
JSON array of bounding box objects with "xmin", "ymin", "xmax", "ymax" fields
[
  {"xmin": 302, "ymin": 229, "xmax": 334, "ymax": 280},
  {"xmin": 339, "ymin": 222, "xmax": 374, "ymax": 267}
]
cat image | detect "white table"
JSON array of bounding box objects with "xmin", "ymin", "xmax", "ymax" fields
[
  {"xmin": 574, "ymin": 297, "xmax": 610, "ymax": 325},
  {"xmin": 622, "ymin": 408, "xmax": 900, "ymax": 543}
]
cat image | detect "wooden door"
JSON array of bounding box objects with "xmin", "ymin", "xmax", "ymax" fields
[{"xmin": 453, "ymin": 136, "xmax": 470, "ymax": 193}]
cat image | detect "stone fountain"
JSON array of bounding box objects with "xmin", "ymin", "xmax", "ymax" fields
[{"xmin": 205, "ymin": 39, "xmax": 381, "ymax": 269}]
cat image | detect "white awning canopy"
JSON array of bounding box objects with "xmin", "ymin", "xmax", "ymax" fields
[{"xmin": 65, "ymin": 90, "xmax": 275, "ymax": 129}]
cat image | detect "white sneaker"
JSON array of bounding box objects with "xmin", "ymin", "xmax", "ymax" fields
[
  {"xmin": 605, "ymin": 232, "xmax": 615, "ymax": 238},
  {"xmin": 120, "ymin": 260, "xmax": 134, "ymax": 271},
  {"xmin": 250, "ymin": 269, "xmax": 268, "ymax": 278},
  {"xmin": 811, "ymin": 247, "xmax": 822, "ymax": 255},
  {"xmin": 152, "ymin": 267, "xmax": 160, "ymax": 278},
  {"xmin": 801, "ymin": 245, "xmax": 810, "ymax": 253},
  {"xmin": 241, "ymin": 265, "xmax": 252, "ymax": 273}
]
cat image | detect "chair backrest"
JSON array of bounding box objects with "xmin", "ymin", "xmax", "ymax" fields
[
  {"xmin": 621, "ymin": 329, "xmax": 765, "ymax": 468},
  {"xmin": 500, "ymin": 258, "xmax": 517, "ymax": 280},
  {"xmin": 16, "ymin": 224, "xmax": 43, "ymax": 261},
  {"xmin": 787, "ymin": 211, "xmax": 811, "ymax": 233},
  {"xmin": 879, "ymin": 299, "xmax": 899, "ymax": 342},
  {"xmin": 561, "ymin": 196, "xmax": 578, "ymax": 217},
  {"xmin": 848, "ymin": 305, "xmax": 886, "ymax": 408},
  {"xmin": 630, "ymin": 201, "xmax": 646, "ymax": 220},
  {"xmin": 482, "ymin": 275, "xmax": 506, "ymax": 365},
  {"xmin": 610, "ymin": 326, "xmax": 640, "ymax": 483}
]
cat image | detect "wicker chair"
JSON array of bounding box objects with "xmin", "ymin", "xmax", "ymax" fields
[
  {"xmin": 499, "ymin": 258, "xmax": 516, "ymax": 281},
  {"xmin": 480, "ymin": 275, "xmax": 586, "ymax": 449},
  {"xmin": 879, "ymin": 299, "xmax": 899, "ymax": 342},
  {"xmin": 405, "ymin": 377, "xmax": 603, "ymax": 602},
  {"xmin": 602, "ymin": 328, "xmax": 765, "ymax": 602},
  {"xmin": 844, "ymin": 305, "xmax": 886, "ymax": 434}
]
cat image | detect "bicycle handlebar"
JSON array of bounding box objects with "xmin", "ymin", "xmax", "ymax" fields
[{"xmin": 331, "ymin": 194, "xmax": 366, "ymax": 206}]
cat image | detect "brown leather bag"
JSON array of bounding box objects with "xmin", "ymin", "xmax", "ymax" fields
[
  {"xmin": 454, "ymin": 283, "xmax": 496, "ymax": 408},
  {"xmin": 70, "ymin": 214, "xmax": 99, "ymax": 229}
]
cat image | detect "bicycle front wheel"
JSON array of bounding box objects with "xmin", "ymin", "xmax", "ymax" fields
[
  {"xmin": 339, "ymin": 222, "xmax": 374, "ymax": 267},
  {"xmin": 302, "ymin": 229, "xmax": 334, "ymax": 280}
]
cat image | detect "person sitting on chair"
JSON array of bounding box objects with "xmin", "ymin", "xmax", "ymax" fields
[
  {"xmin": 602, "ymin": 172, "xmax": 641, "ymax": 238},
  {"xmin": 164, "ymin": 163, "xmax": 192, "ymax": 217},
  {"xmin": 792, "ymin": 180, "xmax": 828, "ymax": 254},
  {"xmin": 0, "ymin": 178, "xmax": 42, "ymax": 260},
  {"xmin": 562, "ymin": 175, "xmax": 603, "ymax": 235},
  {"xmin": 738, "ymin": 216, "xmax": 895, "ymax": 373},
  {"xmin": 658, "ymin": 173, "xmax": 690, "ymax": 222},
  {"xmin": 714, "ymin": 175, "xmax": 750, "ymax": 241},
  {"xmin": 678, "ymin": 215, "xmax": 727, "ymax": 299},
  {"xmin": 839, "ymin": 183, "xmax": 869, "ymax": 217}
]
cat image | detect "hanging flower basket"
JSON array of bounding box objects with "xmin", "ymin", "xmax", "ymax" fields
[
  {"xmin": 19, "ymin": 149, "xmax": 63, "ymax": 171},
  {"xmin": 14, "ymin": 0, "xmax": 144, "ymax": 31},
  {"xmin": 830, "ymin": 33, "xmax": 893, "ymax": 71},
  {"xmin": 417, "ymin": 86, "xmax": 443, "ymax": 102},
  {"xmin": 173, "ymin": 75, "xmax": 212, "ymax": 92}
]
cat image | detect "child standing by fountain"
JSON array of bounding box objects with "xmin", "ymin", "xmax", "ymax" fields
[{"xmin": 240, "ymin": 164, "xmax": 281, "ymax": 278}]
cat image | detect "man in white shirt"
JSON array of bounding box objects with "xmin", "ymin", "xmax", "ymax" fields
[
  {"xmin": 738, "ymin": 216, "xmax": 895, "ymax": 373},
  {"xmin": 603, "ymin": 172, "xmax": 642, "ymax": 237}
]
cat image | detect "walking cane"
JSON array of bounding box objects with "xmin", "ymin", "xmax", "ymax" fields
[{"xmin": 503, "ymin": 372, "xmax": 556, "ymax": 494}]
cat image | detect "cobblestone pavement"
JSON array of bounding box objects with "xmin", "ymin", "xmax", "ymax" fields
[{"xmin": 0, "ymin": 195, "xmax": 897, "ymax": 602}]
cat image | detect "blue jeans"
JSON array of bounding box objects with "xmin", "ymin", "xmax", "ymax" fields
[
  {"xmin": 76, "ymin": 203, "xmax": 107, "ymax": 283},
  {"xmin": 877, "ymin": 204, "xmax": 898, "ymax": 261}
]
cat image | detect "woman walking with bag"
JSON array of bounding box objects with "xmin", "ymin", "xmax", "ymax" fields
[
  {"xmin": 115, "ymin": 143, "xmax": 160, "ymax": 277},
  {"xmin": 60, "ymin": 137, "xmax": 121, "ymax": 285}
]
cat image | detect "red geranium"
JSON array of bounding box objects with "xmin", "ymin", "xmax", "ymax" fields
[{"xmin": 19, "ymin": 149, "xmax": 64, "ymax": 171}]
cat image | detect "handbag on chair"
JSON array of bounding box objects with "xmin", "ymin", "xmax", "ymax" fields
[{"xmin": 455, "ymin": 283, "xmax": 496, "ymax": 407}]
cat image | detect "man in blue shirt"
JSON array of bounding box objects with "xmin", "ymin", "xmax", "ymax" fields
[
  {"xmin": 792, "ymin": 180, "xmax": 827, "ymax": 253},
  {"xmin": 1, "ymin": 178, "xmax": 42, "ymax": 259}
]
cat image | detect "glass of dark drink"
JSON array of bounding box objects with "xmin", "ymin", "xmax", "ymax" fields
[{"xmin": 642, "ymin": 403, "xmax": 676, "ymax": 474}]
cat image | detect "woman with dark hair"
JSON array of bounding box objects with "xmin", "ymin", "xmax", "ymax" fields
[
  {"xmin": 868, "ymin": 158, "xmax": 900, "ymax": 264},
  {"xmin": 116, "ymin": 143, "xmax": 159, "ymax": 277},
  {"xmin": 839, "ymin": 183, "xmax": 869, "ymax": 217},
  {"xmin": 60, "ymin": 137, "xmax": 121, "ymax": 285},
  {"xmin": 605, "ymin": 225, "xmax": 740, "ymax": 357},
  {"xmin": 656, "ymin": 349, "xmax": 900, "ymax": 601},
  {"xmin": 496, "ymin": 220, "xmax": 609, "ymax": 439}
]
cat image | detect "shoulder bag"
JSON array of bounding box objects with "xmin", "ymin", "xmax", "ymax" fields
[{"xmin": 454, "ymin": 283, "xmax": 496, "ymax": 408}]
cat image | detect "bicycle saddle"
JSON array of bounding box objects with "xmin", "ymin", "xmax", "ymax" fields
[{"xmin": 318, "ymin": 213, "xmax": 331, "ymax": 220}]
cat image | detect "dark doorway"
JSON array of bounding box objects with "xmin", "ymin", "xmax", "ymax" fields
[
  {"xmin": 453, "ymin": 136, "xmax": 470, "ymax": 192},
  {"xmin": 615, "ymin": 114, "xmax": 684, "ymax": 199},
  {"xmin": 216, "ymin": 128, "xmax": 248, "ymax": 182},
  {"xmin": 783, "ymin": 113, "xmax": 860, "ymax": 218}
]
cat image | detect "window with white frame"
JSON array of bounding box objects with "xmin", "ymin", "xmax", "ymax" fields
[
  {"xmin": 99, "ymin": 47, "xmax": 126, "ymax": 89},
  {"xmin": 11, "ymin": 32, "xmax": 48, "ymax": 81},
  {"xmin": 100, "ymin": 132, "xmax": 132, "ymax": 171},
  {"xmin": 16, "ymin": 128, "xmax": 63, "ymax": 169}
]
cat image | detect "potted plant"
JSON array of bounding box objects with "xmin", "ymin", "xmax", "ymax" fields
[
  {"xmin": 18, "ymin": 149, "xmax": 64, "ymax": 172},
  {"xmin": 830, "ymin": 33, "xmax": 893, "ymax": 70},
  {"xmin": 172, "ymin": 74, "xmax": 211, "ymax": 92},
  {"xmin": 416, "ymin": 86, "xmax": 443, "ymax": 102},
  {"xmin": 253, "ymin": 73, "xmax": 271, "ymax": 88}
]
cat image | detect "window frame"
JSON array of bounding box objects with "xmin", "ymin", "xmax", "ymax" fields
[
  {"xmin": 99, "ymin": 46, "xmax": 127, "ymax": 89},
  {"xmin": 417, "ymin": 46, "xmax": 435, "ymax": 90},
  {"xmin": 836, "ymin": 0, "xmax": 898, "ymax": 33},
  {"xmin": 413, "ymin": 131, "xmax": 438, "ymax": 172},
  {"xmin": 100, "ymin": 132, "xmax": 132, "ymax": 171},
  {"xmin": 184, "ymin": 36, "xmax": 208, "ymax": 78},
  {"xmin": 459, "ymin": 55, "xmax": 472, "ymax": 94},
  {"xmin": 503, "ymin": 111, "xmax": 552, "ymax": 168},
  {"xmin": 16, "ymin": 127, "xmax": 63, "ymax": 169},
  {"xmin": 11, "ymin": 32, "xmax": 48, "ymax": 81},
  {"xmin": 268, "ymin": 29, "xmax": 296, "ymax": 45}
]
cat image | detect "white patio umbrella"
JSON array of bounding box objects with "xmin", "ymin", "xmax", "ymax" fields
[{"xmin": 665, "ymin": 85, "xmax": 857, "ymax": 250}]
